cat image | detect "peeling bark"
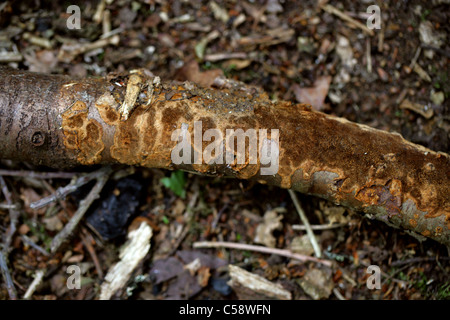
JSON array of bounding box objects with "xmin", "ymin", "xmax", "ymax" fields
[{"xmin": 0, "ymin": 66, "xmax": 449, "ymax": 246}]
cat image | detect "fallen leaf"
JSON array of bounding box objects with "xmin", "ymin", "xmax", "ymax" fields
[
  {"xmin": 292, "ymin": 76, "xmax": 331, "ymax": 111},
  {"xmin": 290, "ymin": 235, "xmax": 316, "ymax": 255},
  {"xmin": 166, "ymin": 270, "xmax": 203, "ymax": 299},
  {"xmin": 175, "ymin": 60, "xmax": 223, "ymax": 87},
  {"xmin": 150, "ymin": 257, "xmax": 184, "ymax": 284},
  {"xmin": 254, "ymin": 208, "xmax": 284, "ymax": 248},
  {"xmin": 297, "ymin": 268, "xmax": 334, "ymax": 300}
]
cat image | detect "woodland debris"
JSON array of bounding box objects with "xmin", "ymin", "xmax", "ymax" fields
[
  {"xmin": 419, "ymin": 21, "xmax": 444, "ymax": 59},
  {"xmin": 0, "ymin": 169, "xmax": 77, "ymax": 179},
  {"xmin": 254, "ymin": 208, "xmax": 284, "ymax": 248},
  {"xmin": 320, "ymin": 4, "xmax": 374, "ymax": 36},
  {"xmin": 413, "ymin": 63, "xmax": 432, "ymax": 82},
  {"xmin": 292, "ymin": 223, "xmax": 347, "ymax": 231},
  {"xmin": 0, "ymin": 251, "xmax": 17, "ymax": 299},
  {"xmin": 430, "ymin": 91, "xmax": 444, "ymax": 106},
  {"xmin": 227, "ymin": 264, "xmax": 292, "ymax": 300},
  {"xmin": 297, "ymin": 268, "xmax": 334, "ymax": 300},
  {"xmin": 399, "ymin": 99, "xmax": 434, "ymax": 119},
  {"xmin": 290, "ymin": 235, "xmax": 316, "ymax": 256},
  {"xmin": 50, "ymin": 167, "xmax": 112, "ymax": 253},
  {"xmin": 30, "ymin": 167, "xmax": 111, "ymax": 210},
  {"xmin": 289, "ymin": 190, "xmax": 321, "ymax": 258},
  {"xmin": 193, "ymin": 241, "xmax": 332, "ymax": 266},
  {"xmin": 23, "ymin": 269, "xmax": 46, "ymax": 299},
  {"xmin": 292, "ymin": 76, "xmax": 331, "ymax": 111},
  {"xmin": 57, "ymin": 35, "xmax": 120, "ymax": 63},
  {"xmin": 0, "ymin": 51, "xmax": 23, "ymax": 62},
  {"xmin": 99, "ymin": 220, "xmax": 153, "ymax": 300}
]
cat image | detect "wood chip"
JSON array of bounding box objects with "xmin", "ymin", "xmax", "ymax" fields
[
  {"xmin": 228, "ymin": 264, "xmax": 292, "ymax": 300},
  {"xmin": 400, "ymin": 99, "xmax": 433, "ymax": 119}
]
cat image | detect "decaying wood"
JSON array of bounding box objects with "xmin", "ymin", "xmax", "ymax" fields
[
  {"xmin": 227, "ymin": 264, "xmax": 292, "ymax": 300},
  {"xmin": 0, "ymin": 66, "xmax": 448, "ymax": 246}
]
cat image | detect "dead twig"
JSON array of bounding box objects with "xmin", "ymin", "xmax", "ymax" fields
[
  {"xmin": 321, "ymin": 4, "xmax": 374, "ymax": 36},
  {"xmin": 0, "ymin": 203, "xmax": 19, "ymax": 210},
  {"xmin": 292, "ymin": 223, "xmax": 347, "ymax": 231},
  {"xmin": 288, "ymin": 189, "xmax": 322, "ymax": 258},
  {"xmin": 204, "ymin": 52, "xmax": 248, "ymax": 62},
  {"xmin": 333, "ymin": 288, "xmax": 346, "ymax": 300},
  {"xmin": 0, "ymin": 251, "xmax": 17, "ymax": 299},
  {"xmin": 23, "ymin": 269, "xmax": 46, "ymax": 299},
  {"xmin": 21, "ymin": 235, "xmax": 50, "ymax": 257},
  {"xmin": 193, "ymin": 241, "xmax": 332, "ymax": 266},
  {"xmin": 0, "ymin": 176, "xmax": 20, "ymax": 254},
  {"xmin": 0, "ymin": 169, "xmax": 78, "ymax": 179},
  {"xmin": 80, "ymin": 228, "xmax": 103, "ymax": 278},
  {"xmin": 30, "ymin": 167, "xmax": 109, "ymax": 210},
  {"xmin": 390, "ymin": 256, "xmax": 450, "ymax": 267},
  {"xmin": 50, "ymin": 166, "xmax": 112, "ymax": 254}
]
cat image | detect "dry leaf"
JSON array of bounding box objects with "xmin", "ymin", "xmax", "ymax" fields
[
  {"xmin": 254, "ymin": 208, "xmax": 284, "ymax": 248},
  {"xmin": 292, "ymin": 76, "xmax": 331, "ymax": 111},
  {"xmin": 298, "ymin": 268, "xmax": 334, "ymax": 300}
]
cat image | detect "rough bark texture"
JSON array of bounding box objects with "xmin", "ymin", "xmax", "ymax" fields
[{"xmin": 0, "ymin": 66, "xmax": 449, "ymax": 246}]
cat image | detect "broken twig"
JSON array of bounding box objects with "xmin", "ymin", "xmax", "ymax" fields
[
  {"xmin": 50, "ymin": 166, "xmax": 112, "ymax": 253},
  {"xmin": 288, "ymin": 189, "xmax": 322, "ymax": 258},
  {"xmin": 193, "ymin": 241, "xmax": 331, "ymax": 266}
]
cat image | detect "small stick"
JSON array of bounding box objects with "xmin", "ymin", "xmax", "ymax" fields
[
  {"xmin": 0, "ymin": 203, "xmax": 19, "ymax": 210},
  {"xmin": 0, "ymin": 169, "xmax": 78, "ymax": 179},
  {"xmin": 93, "ymin": 0, "xmax": 106, "ymax": 24},
  {"xmin": 30, "ymin": 167, "xmax": 110, "ymax": 210},
  {"xmin": 321, "ymin": 4, "xmax": 374, "ymax": 36},
  {"xmin": 21, "ymin": 235, "xmax": 50, "ymax": 257},
  {"xmin": 204, "ymin": 52, "xmax": 248, "ymax": 62},
  {"xmin": 193, "ymin": 241, "xmax": 332, "ymax": 266},
  {"xmin": 50, "ymin": 167, "xmax": 112, "ymax": 254},
  {"xmin": 378, "ymin": 27, "xmax": 384, "ymax": 52},
  {"xmin": 366, "ymin": 38, "xmax": 372, "ymax": 73},
  {"xmin": 102, "ymin": 9, "xmax": 111, "ymax": 36},
  {"xmin": 288, "ymin": 189, "xmax": 322, "ymax": 258},
  {"xmin": 333, "ymin": 288, "xmax": 346, "ymax": 300},
  {"xmin": 0, "ymin": 52, "xmax": 23, "ymax": 62},
  {"xmin": 80, "ymin": 228, "xmax": 103, "ymax": 278},
  {"xmin": 57, "ymin": 35, "xmax": 120, "ymax": 63},
  {"xmin": 390, "ymin": 256, "xmax": 450, "ymax": 267},
  {"xmin": 0, "ymin": 176, "xmax": 20, "ymax": 253},
  {"xmin": 0, "ymin": 251, "xmax": 17, "ymax": 299},
  {"xmin": 408, "ymin": 47, "xmax": 422, "ymax": 71},
  {"xmin": 23, "ymin": 269, "xmax": 45, "ymax": 299},
  {"xmin": 292, "ymin": 223, "xmax": 347, "ymax": 231},
  {"xmin": 168, "ymin": 191, "xmax": 199, "ymax": 256}
]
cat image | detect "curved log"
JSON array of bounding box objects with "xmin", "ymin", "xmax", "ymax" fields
[{"xmin": 0, "ymin": 66, "xmax": 448, "ymax": 246}]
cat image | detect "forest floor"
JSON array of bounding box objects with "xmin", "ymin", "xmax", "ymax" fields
[{"xmin": 0, "ymin": 0, "xmax": 449, "ymax": 300}]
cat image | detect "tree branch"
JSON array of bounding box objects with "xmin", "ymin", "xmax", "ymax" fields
[{"xmin": 0, "ymin": 66, "xmax": 448, "ymax": 246}]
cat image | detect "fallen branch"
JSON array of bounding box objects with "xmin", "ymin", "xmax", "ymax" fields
[{"xmin": 0, "ymin": 67, "xmax": 448, "ymax": 246}]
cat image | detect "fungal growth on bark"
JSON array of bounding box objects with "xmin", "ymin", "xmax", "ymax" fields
[{"xmin": 0, "ymin": 66, "xmax": 448, "ymax": 246}]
